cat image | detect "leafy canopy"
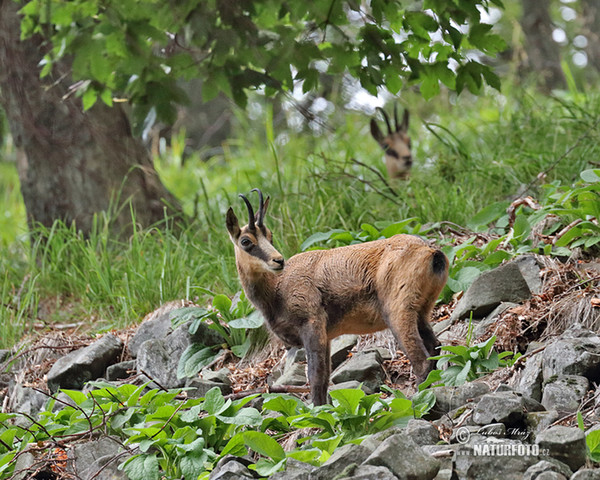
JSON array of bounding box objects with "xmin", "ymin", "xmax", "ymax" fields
[{"xmin": 20, "ymin": 0, "xmax": 505, "ymax": 131}]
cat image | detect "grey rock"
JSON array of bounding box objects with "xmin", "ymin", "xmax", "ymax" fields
[
  {"xmin": 454, "ymin": 438, "xmax": 540, "ymax": 480},
  {"xmin": 12, "ymin": 452, "xmax": 35, "ymax": 480},
  {"xmin": 345, "ymin": 465, "xmax": 398, "ymax": 479},
  {"xmin": 128, "ymin": 309, "xmax": 174, "ymax": 357},
  {"xmin": 106, "ymin": 360, "xmax": 136, "ymax": 381},
  {"xmin": 429, "ymin": 382, "xmax": 490, "ymax": 417},
  {"xmin": 202, "ymin": 367, "xmax": 231, "ymax": 385},
  {"xmin": 472, "ymin": 391, "xmax": 544, "ymax": 427},
  {"xmin": 525, "ymin": 410, "xmax": 561, "ymax": 442},
  {"xmin": 541, "ymin": 375, "xmax": 589, "ymax": 414},
  {"xmin": 331, "ymin": 350, "xmax": 386, "ymax": 392},
  {"xmin": 363, "ymin": 433, "xmax": 440, "ymax": 480},
  {"xmin": 542, "ymin": 326, "xmax": 600, "ymax": 382},
  {"xmin": 330, "ymin": 380, "xmax": 374, "ymax": 395},
  {"xmin": 209, "ymin": 457, "xmax": 256, "ymax": 479},
  {"xmin": 571, "ymin": 470, "xmax": 600, "ymax": 480},
  {"xmin": 313, "ymin": 443, "xmax": 372, "ymax": 480},
  {"xmin": 136, "ymin": 337, "xmax": 185, "ymax": 389},
  {"xmin": 272, "ymin": 363, "xmax": 307, "ymax": 387},
  {"xmin": 451, "ymin": 256, "xmax": 541, "ymax": 321},
  {"xmin": 516, "ymin": 352, "xmax": 544, "ymax": 402},
  {"xmin": 523, "ymin": 460, "xmax": 572, "ymax": 480},
  {"xmin": 47, "ymin": 334, "xmax": 123, "ymax": 392},
  {"xmin": 70, "ymin": 437, "xmax": 126, "ymax": 480},
  {"xmin": 535, "ymin": 426, "xmax": 587, "ymax": 471},
  {"xmin": 270, "ymin": 459, "xmax": 313, "ymax": 480},
  {"xmin": 331, "ymin": 335, "xmax": 359, "ymax": 369},
  {"xmin": 9, "ymin": 384, "xmax": 48, "ymax": 419},
  {"xmin": 284, "ymin": 347, "xmax": 306, "ymax": 370},
  {"xmin": 185, "ymin": 378, "xmax": 232, "ymax": 398},
  {"xmin": 406, "ymin": 419, "xmax": 441, "ymax": 446}
]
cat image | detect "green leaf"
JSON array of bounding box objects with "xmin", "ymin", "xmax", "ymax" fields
[
  {"xmin": 228, "ymin": 310, "xmax": 264, "ymax": 329},
  {"xmin": 330, "ymin": 388, "xmax": 365, "ymax": 414},
  {"xmin": 580, "ymin": 169, "xmax": 600, "ymax": 183},
  {"xmin": 82, "ymin": 88, "xmax": 97, "ymax": 111},
  {"xmin": 243, "ymin": 431, "xmax": 286, "ymax": 462},
  {"xmin": 301, "ymin": 230, "xmax": 344, "ymax": 251},
  {"xmin": 178, "ymin": 344, "xmax": 220, "ymax": 379},
  {"xmin": 203, "ymin": 387, "xmax": 231, "ymax": 415},
  {"xmin": 179, "ymin": 450, "xmax": 208, "ymax": 480},
  {"xmin": 121, "ymin": 454, "xmax": 159, "ymax": 480},
  {"xmin": 587, "ymin": 430, "xmax": 600, "ymax": 462},
  {"xmin": 213, "ymin": 294, "xmax": 232, "ymax": 314}
]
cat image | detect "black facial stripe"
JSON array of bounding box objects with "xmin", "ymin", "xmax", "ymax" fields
[
  {"xmin": 386, "ymin": 148, "xmax": 400, "ymax": 159},
  {"xmin": 249, "ymin": 245, "xmax": 275, "ymax": 263}
]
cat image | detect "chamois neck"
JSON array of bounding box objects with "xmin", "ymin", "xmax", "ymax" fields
[{"xmin": 236, "ymin": 259, "xmax": 279, "ymax": 319}]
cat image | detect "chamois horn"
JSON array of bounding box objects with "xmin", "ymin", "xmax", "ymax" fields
[
  {"xmin": 376, "ymin": 106, "xmax": 393, "ymax": 135},
  {"xmin": 239, "ymin": 194, "xmax": 256, "ymax": 231},
  {"xmin": 393, "ymin": 103, "xmax": 399, "ymax": 132},
  {"xmin": 251, "ymin": 188, "xmax": 265, "ymax": 227}
]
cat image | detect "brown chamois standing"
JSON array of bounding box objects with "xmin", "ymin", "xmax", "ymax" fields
[
  {"xmin": 226, "ymin": 189, "xmax": 448, "ymax": 405},
  {"xmin": 370, "ymin": 104, "xmax": 413, "ymax": 179}
]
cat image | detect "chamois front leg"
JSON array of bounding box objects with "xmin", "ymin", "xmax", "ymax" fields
[{"xmin": 301, "ymin": 320, "xmax": 331, "ymax": 406}]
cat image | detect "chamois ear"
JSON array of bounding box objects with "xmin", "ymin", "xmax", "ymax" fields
[
  {"xmin": 370, "ymin": 118, "xmax": 384, "ymax": 144},
  {"xmin": 226, "ymin": 207, "xmax": 241, "ymax": 240},
  {"xmin": 401, "ymin": 109, "xmax": 410, "ymax": 131}
]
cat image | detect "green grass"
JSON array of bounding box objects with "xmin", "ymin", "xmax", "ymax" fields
[{"xmin": 0, "ymin": 88, "xmax": 599, "ymax": 347}]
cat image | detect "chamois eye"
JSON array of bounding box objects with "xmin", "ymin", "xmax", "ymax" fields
[{"xmin": 240, "ymin": 237, "xmax": 253, "ymax": 248}]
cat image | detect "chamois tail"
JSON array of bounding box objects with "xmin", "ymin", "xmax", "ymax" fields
[{"xmin": 431, "ymin": 249, "xmax": 448, "ymax": 276}]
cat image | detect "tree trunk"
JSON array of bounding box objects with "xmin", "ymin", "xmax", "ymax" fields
[
  {"xmin": 0, "ymin": 0, "xmax": 182, "ymax": 237},
  {"xmin": 581, "ymin": 0, "xmax": 600, "ymax": 73},
  {"xmin": 520, "ymin": 0, "xmax": 566, "ymax": 92}
]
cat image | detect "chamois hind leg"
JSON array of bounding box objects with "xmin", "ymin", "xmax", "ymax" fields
[
  {"xmin": 385, "ymin": 307, "xmax": 432, "ymax": 383},
  {"xmin": 418, "ymin": 307, "xmax": 441, "ymax": 357},
  {"xmin": 301, "ymin": 321, "xmax": 331, "ymax": 406}
]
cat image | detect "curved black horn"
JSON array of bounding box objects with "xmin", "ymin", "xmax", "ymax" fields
[
  {"xmin": 393, "ymin": 103, "xmax": 399, "ymax": 132},
  {"xmin": 251, "ymin": 188, "xmax": 265, "ymax": 227},
  {"xmin": 239, "ymin": 193, "xmax": 256, "ymax": 230},
  {"xmin": 376, "ymin": 107, "xmax": 392, "ymax": 135}
]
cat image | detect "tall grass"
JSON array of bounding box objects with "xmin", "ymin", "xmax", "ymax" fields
[{"xmin": 0, "ymin": 89, "xmax": 599, "ymax": 347}]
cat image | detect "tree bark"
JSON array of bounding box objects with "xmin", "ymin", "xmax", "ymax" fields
[
  {"xmin": 0, "ymin": 0, "xmax": 182, "ymax": 237},
  {"xmin": 520, "ymin": 0, "xmax": 566, "ymax": 92},
  {"xmin": 581, "ymin": 0, "xmax": 600, "ymax": 73}
]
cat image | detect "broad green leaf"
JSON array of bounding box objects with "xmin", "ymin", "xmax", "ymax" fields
[
  {"xmin": 300, "ymin": 230, "xmax": 343, "ymax": 251},
  {"xmin": 580, "ymin": 169, "xmax": 600, "ymax": 183},
  {"xmin": 243, "ymin": 431, "xmax": 286, "ymax": 462},
  {"xmin": 179, "ymin": 450, "xmax": 208, "ymax": 480},
  {"xmin": 213, "ymin": 294, "xmax": 232, "ymax": 314},
  {"xmin": 228, "ymin": 310, "xmax": 264, "ymax": 329},
  {"xmin": 330, "ymin": 388, "xmax": 365, "ymax": 414},
  {"xmin": 121, "ymin": 454, "xmax": 159, "ymax": 480},
  {"xmin": 203, "ymin": 387, "xmax": 231, "ymax": 415}
]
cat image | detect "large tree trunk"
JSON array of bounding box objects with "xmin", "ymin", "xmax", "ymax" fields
[
  {"xmin": 520, "ymin": 0, "xmax": 566, "ymax": 92},
  {"xmin": 581, "ymin": 0, "xmax": 600, "ymax": 73},
  {"xmin": 0, "ymin": 0, "xmax": 182, "ymax": 237}
]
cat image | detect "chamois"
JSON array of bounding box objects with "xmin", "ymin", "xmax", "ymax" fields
[
  {"xmin": 226, "ymin": 189, "xmax": 448, "ymax": 405},
  {"xmin": 370, "ymin": 104, "xmax": 413, "ymax": 179}
]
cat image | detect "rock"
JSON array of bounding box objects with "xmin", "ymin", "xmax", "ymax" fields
[
  {"xmin": 331, "ymin": 350, "xmax": 386, "ymax": 392},
  {"xmin": 451, "ymin": 256, "xmax": 541, "ymax": 321},
  {"xmin": 535, "ymin": 426, "xmax": 587, "ymax": 471},
  {"xmin": 47, "ymin": 334, "xmax": 123, "ymax": 392},
  {"xmin": 406, "ymin": 419, "xmax": 441, "ymax": 446},
  {"xmin": 524, "ymin": 410, "xmax": 561, "ymax": 442},
  {"xmin": 106, "ymin": 360, "xmax": 136, "ymax": 381},
  {"xmin": 128, "ymin": 307, "xmax": 174, "ymax": 357},
  {"xmin": 208, "ymin": 456, "xmax": 256, "ymax": 479},
  {"xmin": 345, "ymin": 465, "xmax": 398, "ymax": 479},
  {"xmin": 272, "ymin": 363, "xmax": 307, "ymax": 387},
  {"xmin": 541, "ymin": 375, "xmax": 589, "ymax": 414},
  {"xmin": 429, "ymin": 382, "xmax": 490, "ymax": 417},
  {"xmin": 542, "ymin": 325, "xmax": 600, "ymax": 382},
  {"xmin": 202, "ymin": 367, "xmax": 231, "ymax": 385},
  {"xmin": 185, "ymin": 378, "xmax": 232, "ymax": 398},
  {"xmin": 472, "ymin": 391, "xmax": 544, "ymax": 427},
  {"xmin": 331, "ymin": 335, "xmax": 359, "ymax": 369},
  {"xmin": 362, "ymin": 433, "xmax": 440, "ymax": 479},
  {"xmin": 523, "ymin": 460, "xmax": 572, "ymax": 480},
  {"xmin": 12, "ymin": 452, "xmax": 35, "ymax": 480},
  {"xmin": 515, "ymin": 352, "xmax": 544, "ymax": 402},
  {"xmin": 69, "ymin": 437, "xmax": 127, "ymax": 480},
  {"xmin": 312, "ymin": 443, "xmax": 372, "ymax": 480},
  {"xmin": 571, "ymin": 470, "xmax": 600, "ymax": 480},
  {"xmin": 9, "ymin": 384, "xmax": 48, "ymax": 419},
  {"xmin": 270, "ymin": 459, "xmax": 313, "ymax": 480},
  {"xmin": 329, "ymin": 380, "xmax": 374, "ymax": 395},
  {"xmin": 454, "ymin": 438, "xmax": 540, "ymax": 480}
]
